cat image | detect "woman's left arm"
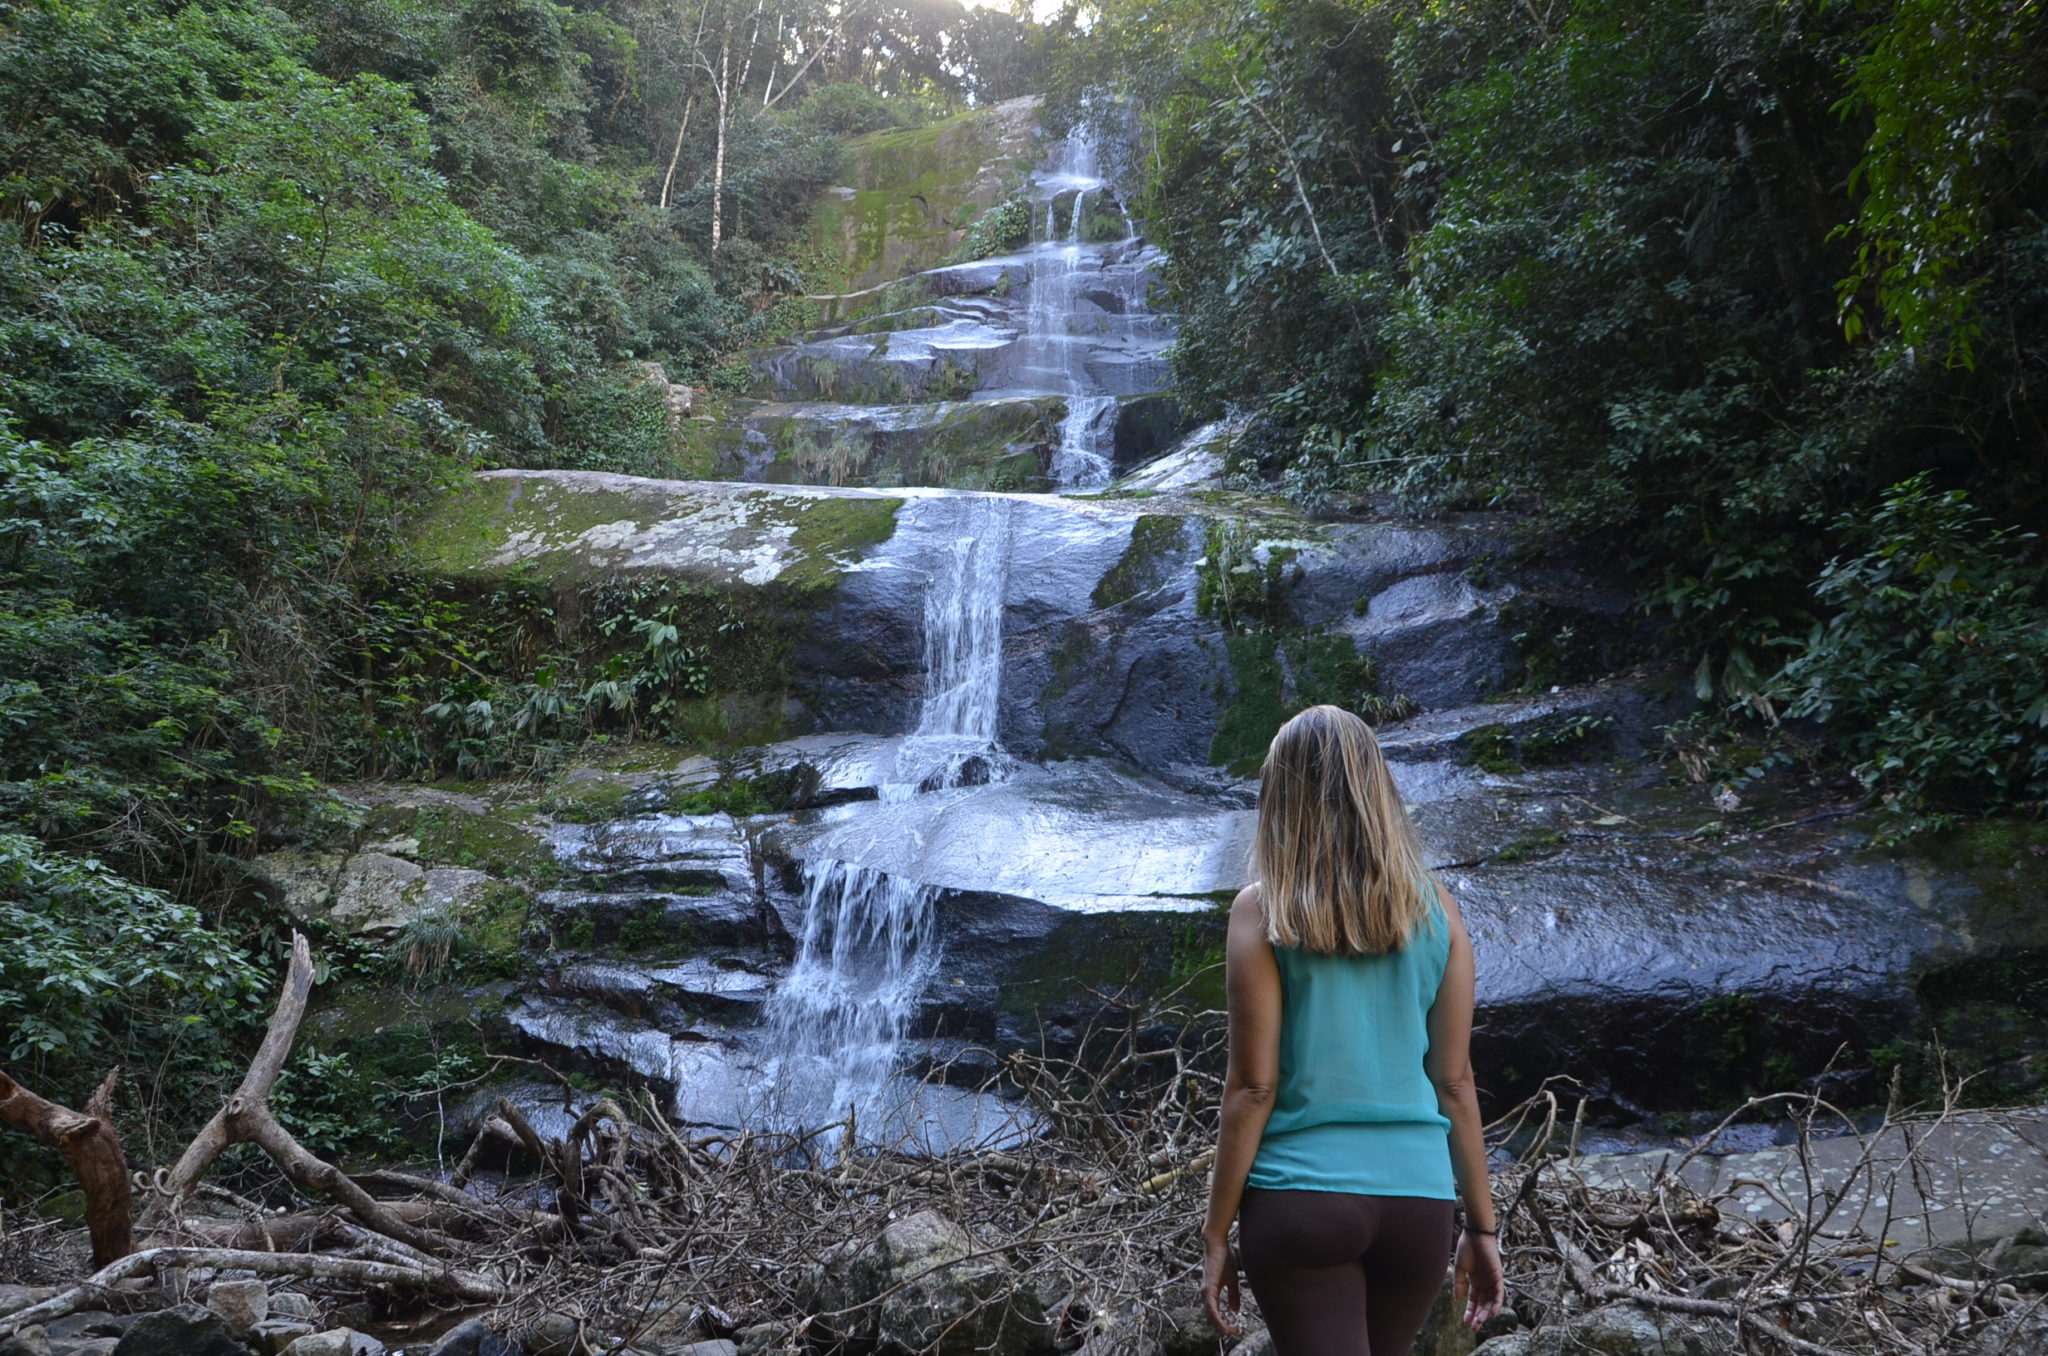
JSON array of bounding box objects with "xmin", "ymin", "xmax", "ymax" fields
[{"xmin": 1201, "ymin": 885, "xmax": 1283, "ymax": 1335}]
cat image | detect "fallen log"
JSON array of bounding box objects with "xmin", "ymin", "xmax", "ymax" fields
[
  {"xmin": 144, "ymin": 933, "xmax": 455, "ymax": 1257},
  {"xmin": 0, "ymin": 1245, "xmax": 503, "ymax": 1336},
  {"xmin": 0, "ymin": 1066, "xmax": 133, "ymax": 1266}
]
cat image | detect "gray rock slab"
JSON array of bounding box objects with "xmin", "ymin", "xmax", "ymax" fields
[
  {"xmin": 1114, "ymin": 420, "xmax": 1230, "ymax": 492},
  {"xmin": 251, "ymin": 1320, "xmax": 316, "ymax": 1356},
  {"xmin": 553, "ymin": 957, "xmax": 780, "ymax": 1014},
  {"xmin": 1561, "ymin": 1108, "xmax": 2048, "ymax": 1254},
  {"xmin": 537, "ymin": 888, "xmax": 768, "ymax": 949},
  {"xmin": 547, "ymin": 817, "xmax": 754, "ymax": 895},
  {"xmin": 109, "ymin": 1306, "xmax": 246, "ymax": 1356},
  {"xmin": 314, "ymin": 854, "xmax": 492, "ymax": 934},
  {"xmin": 668, "ymin": 1342, "xmax": 738, "ymax": 1356},
  {"xmin": 205, "ymin": 1279, "xmax": 267, "ymax": 1338},
  {"xmin": 278, "ymin": 1331, "xmax": 383, "ymax": 1356},
  {"xmin": 767, "ymin": 759, "xmax": 1247, "ymax": 912},
  {"xmin": 248, "ymin": 848, "xmax": 347, "ymax": 925},
  {"xmin": 425, "ymin": 1319, "xmax": 521, "ymax": 1356},
  {"xmin": 43, "ymin": 1316, "xmax": 130, "ymax": 1341}
]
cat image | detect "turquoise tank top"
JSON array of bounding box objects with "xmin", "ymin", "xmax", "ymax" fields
[{"xmin": 1246, "ymin": 892, "xmax": 1456, "ymax": 1198}]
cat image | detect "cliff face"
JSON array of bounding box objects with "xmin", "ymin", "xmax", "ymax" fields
[{"xmin": 806, "ymin": 97, "xmax": 1040, "ymax": 297}]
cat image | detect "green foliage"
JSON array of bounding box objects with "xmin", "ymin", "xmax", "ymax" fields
[
  {"xmin": 1194, "ymin": 522, "xmax": 1294, "ymax": 632},
  {"xmin": 1070, "ymin": 0, "xmax": 2048, "ymax": 831},
  {"xmin": 670, "ymin": 777, "xmax": 773, "ymax": 816},
  {"xmin": 797, "ymin": 82, "xmax": 913, "ymax": 136},
  {"xmin": 958, "ymin": 196, "xmax": 1032, "ymax": 260},
  {"xmin": 0, "ymin": 832, "xmax": 263, "ymax": 1064},
  {"xmin": 1775, "ymin": 476, "xmax": 2048, "ymax": 834},
  {"xmin": 271, "ymin": 1029, "xmax": 487, "ymax": 1157},
  {"xmin": 617, "ymin": 901, "xmax": 675, "ymax": 953},
  {"xmin": 1832, "ymin": 0, "xmax": 2048, "ymax": 362}
]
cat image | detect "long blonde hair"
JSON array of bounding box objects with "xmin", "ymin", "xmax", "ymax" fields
[{"xmin": 1254, "ymin": 704, "xmax": 1430, "ymax": 955}]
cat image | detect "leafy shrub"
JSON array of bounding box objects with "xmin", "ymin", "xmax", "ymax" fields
[
  {"xmin": 959, "ymin": 197, "xmax": 1032, "ymax": 260},
  {"xmin": 0, "ymin": 832, "xmax": 263, "ymax": 1064},
  {"xmin": 1775, "ymin": 475, "xmax": 2048, "ymax": 833},
  {"xmin": 797, "ymin": 82, "xmax": 911, "ymax": 136}
]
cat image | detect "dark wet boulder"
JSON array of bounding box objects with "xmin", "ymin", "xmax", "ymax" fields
[
  {"xmin": 110, "ymin": 1306, "xmax": 250, "ymax": 1356},
  {"xmin": 426, "ymin": 1319, "xmax": 521, "ymax": 1356},
  {"xmin": 798, "ymin": 1210, "xmax": 1053, "ymax": 1356}
]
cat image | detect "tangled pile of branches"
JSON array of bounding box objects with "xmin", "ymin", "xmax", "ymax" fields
[{"xmin": 2, "ymin": 941, "xmax": 2041, "ymax": 1355}]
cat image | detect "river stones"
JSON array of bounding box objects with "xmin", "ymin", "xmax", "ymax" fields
[
  {"xmin": 1470, "ymin": 1304, "xmax": 1721, "ymax": 1356},
  {"xmin": 424, "ymin": 1320, "xmax": 521, "ymax": 1356},
  {"xmin": 798, "ymin": 1210, "xmax": 1053, "ymax": 1356},
  {"xmin": 109, "ymin": 1306, "xmax": 248, "ymax": 1356},
  {"xmin": 204, "ymin": 1281, "xmax": 268, "ymax": 1339}
]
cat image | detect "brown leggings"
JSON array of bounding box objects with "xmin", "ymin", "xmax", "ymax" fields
[{"xmin": 1238, "ymin": 1189, "xmax": 1455, "ymax": 1356}]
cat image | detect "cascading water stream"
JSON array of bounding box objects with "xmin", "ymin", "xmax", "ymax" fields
[
  {"xmin": 888, "ymin": 494, "xmax": 1014, "ymax": 797},
  {"xmin": 759, "ymin": 861, "xmax": 940, "ymax": 1137},
  {"xmin": 761, "ymin": 497, "xmax": 1013, "ymax": 1137},
  {"xmin": 1013, "ymin": 128, "xmax": 1125, "ymax": 491}
]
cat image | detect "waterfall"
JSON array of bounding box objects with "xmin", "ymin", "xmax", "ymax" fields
[
  {"xmin": 760, "ymin": 861, "xmax": 940, "ymax": 1137},
  {"xmin": 890, "ymin": 495, "xmax": 1013, "ymax": 795},
  {"xmin": 1014, "ymin": 128, "xmax": 1121, "ymax": 491},
  {"xmin": 764, "ymin": 497, "xmax": 1013, "ymax": 1138}
]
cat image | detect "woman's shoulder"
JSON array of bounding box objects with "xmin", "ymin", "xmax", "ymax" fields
[{"xmin": 1424, "ymin": 874, "xmax": 1462, "ymax": 920}]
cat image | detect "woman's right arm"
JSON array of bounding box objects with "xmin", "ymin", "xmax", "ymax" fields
[
  {"xmin": 1426, "ymin": 879, "xmax": 1505, "ymax": 1330},
  {"xmin": 1200, "ymin": 884, "xmax": 1282, "ymax": 1336}
]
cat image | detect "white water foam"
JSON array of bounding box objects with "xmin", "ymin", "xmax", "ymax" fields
[
  {"xmin": 760, "ymin": 860, "xmax": 940, "ymax": 1137},
  {"xmin": 885, "ymin": 494, "xmax": 1014, "ymax": 797}
]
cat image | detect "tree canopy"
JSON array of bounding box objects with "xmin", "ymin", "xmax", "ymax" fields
[{"xmin": 1057, "ymin": 0, "xmax": 2048, "ymax": 831}]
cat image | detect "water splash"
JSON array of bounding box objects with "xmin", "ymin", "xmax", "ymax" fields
[{"xmin": 760, "ymin": 860, "xmax": 940, "ymax": 1136}]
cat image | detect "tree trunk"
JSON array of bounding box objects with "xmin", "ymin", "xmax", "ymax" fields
[
  {"xmin": 0, "ymin": 1067, "xmax": 133, "ymax": 1266},
  {"xmin": 658, "ymin": 94, "xmax": 697, "ymax": 211},
  {"xmin": 657, "ymin": 0, "xmax": 714, "ymax": 211},
  {"xmin": 146, "ymin": 933, "xmax": 454, "ymax": 1257},
  {"xmin": 711, "ymin": 38, "xmax": 732, "ymax": 253}
]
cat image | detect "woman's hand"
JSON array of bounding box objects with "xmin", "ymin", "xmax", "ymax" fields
[
  {"xmin": 1454, "ymin": 1230, "xmax": 1505, "ymax": 1330},
  {"xmin": 1200, "ymin": 1233, "xmax": 1243, "ymax": 1335}
]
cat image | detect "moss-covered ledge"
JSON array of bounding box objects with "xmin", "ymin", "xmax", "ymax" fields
[{"xmin": 409, "ymin": 470, "xmax": 904, "ymax": 592}]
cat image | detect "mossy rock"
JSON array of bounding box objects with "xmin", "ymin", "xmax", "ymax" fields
[
  {"xmin": 995, "ymin": 907, "xmax": 1232, "ymax": 1023},
  {"xmin": 1207, "ymin": 630, "xmax": 1403, "ymax": 776},
  {"xmin": 808, "ymin": 99, "xmax": 1039, "ymax": 304},
  {"xmin": 409, "ymin": 471, "xmax": 903, "ymax": 594},
  {"xmin": 727, "ymin": 397, "xmax": 1062, "ymax": 490}
]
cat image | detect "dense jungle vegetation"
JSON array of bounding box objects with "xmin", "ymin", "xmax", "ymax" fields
[
  {"xmin": 2, "ymin": 0, "xmax": 2046, "ymax": 1154},
  {"xmin": 0, "ymin": 0, "xmax": 1063, "ymax": 1135},
  {"xmin": 1056, "ymin": 0, "xmax": 2047, "ymax": 831}
]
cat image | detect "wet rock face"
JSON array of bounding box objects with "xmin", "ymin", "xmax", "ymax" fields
[
  {"xmin": 808, "ymin": 98, "xmax": 1041, "ymax": 298},
  {"xmin": 413, "ymin": 467, "xmax": 2048, "ymax": 1123}
]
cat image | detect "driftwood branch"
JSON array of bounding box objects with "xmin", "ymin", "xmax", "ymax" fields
[
  {"xmin": 0, "ymin": 1246, "xmax": 503, "ymax": 1335},
  {"xmin": 144, "ymin": 933, "xmax": 453, "ymax": 1256},
  {"xmin": 0, "ymin": 1066, "xmax": 134, "ymax": 1266}
]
